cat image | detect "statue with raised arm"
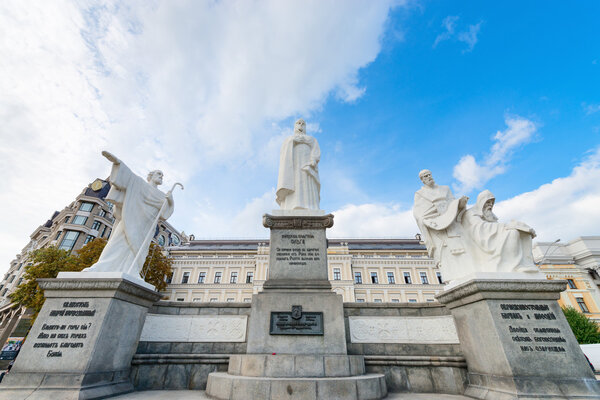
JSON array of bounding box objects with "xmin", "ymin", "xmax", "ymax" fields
[
  {"xmin": 413, "ymin": 170, "xmax": 469, "ymax": 282},
  {"xmin": 462, "ymin": 190, "xmax": 538, "ymax": 273},
  {"xmin": 276, "ymin": 118, "xmax": 321, "ymax": 211},
  {"xmin": 84, "ymin": 151, "xmax": 178, "ymax": 277}
]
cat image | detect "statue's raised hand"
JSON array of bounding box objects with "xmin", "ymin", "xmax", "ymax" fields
[{"xmin": 102, "ymin": 151, "xmax": 121, "ymax": 165}]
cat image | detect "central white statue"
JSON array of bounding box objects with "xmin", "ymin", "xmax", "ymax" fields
[
  {"xmin": 84, "ymin": 151, "xmax": 177, "ymax": 276},
  {"xmin": 276, "ymin": 118, "xmax": 321, "ymax": 210}
]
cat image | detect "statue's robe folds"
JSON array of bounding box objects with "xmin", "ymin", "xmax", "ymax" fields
[
  {"xmin": 413, "ymin": 185, "xmax": 467, "ymax": 282},
  {"xmin": 276, "ymin": 134, "xmax": 320, "ymax": 210},
  {"xmin": 85, "ymin": 163, "xmax": 173, "ymax": 275},
  {"xmin": 462, "ymin": 190, "xmax": 537, "ymax": 273}
]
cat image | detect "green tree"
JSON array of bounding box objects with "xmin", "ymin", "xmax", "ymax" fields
[
  {"xmin": 141, "ymin": 242, "xmax": 173, "ymax": 292},
  {"xmin": 9, "ymin": 246, "xmax": 81, "ymax": 317},
  {"xmin": 10, "ymin": 238, "xmax": 173, "ymax": 318},
  {"xmin": 562, "ymin": 306, "xmax": 600, "ymax": 344}
]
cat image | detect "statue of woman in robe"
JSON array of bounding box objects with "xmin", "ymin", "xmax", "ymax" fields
[
  {"xmin": 276, "ymin": 119, "xmax": 321, "ymax": 210},
  {"xmin": 84, "ymin": 151, "xmax": 174, "ymax": 276}
]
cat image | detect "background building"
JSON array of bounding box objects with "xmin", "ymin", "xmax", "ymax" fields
[
  {"xmin": 534, "ymin": 237, "xmax": 600, "ymax": 323},
  {"xmin": 163, "ymin": 238, "xmax": 445, "ymax": 303}
]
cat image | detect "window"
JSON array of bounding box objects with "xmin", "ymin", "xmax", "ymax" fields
[
  {"xmin": 192, "ymin": 298, "xmax": 202, "ymax": 302},
  {"xmin": 91, "ymin": 221, "xmax": 101, "ymax": 230},
  {"xmin": 1, "ymin": 289, "xmax": 7, "ymax": 296},
  {"xmin": 356, "ymin": 298, "xmax": 365, "ymax": 303},
  {"xmin": 165, "ymin": 273, "xmax": 173, "ymax": 284},
  {"xmin": 567, "ymin": 279, "xmax": 577, "ymax": 289},
  {"xmin": 354, "ymin": 272, "xmax": 362, "ymax": 284},
  {"xmin": 8, "ymin": 275, "xmax": 15, "ymax": 283},
  {"xmin": 370, "ymin": 272, "xmax": 378, "ymax": 284},
  {"xmin": 176, "ymin": 298, "xmax": 184, "ymax": 302},
  {"xmin": 436, "ymin": 272, "xmax": 443, "ymax": 284},
  {"xmin": 198, "ymin": 272, "xmax": 206, "ymax": 284},
  {"xmin": 403, "ymin": 272, "xmax": 412, "ymax": 284},
  {"xmin": 420, "ymin": 272, "xmax": 429, "ymax": 284},
  {"xmin": 230, "ymin": 272, "xmax": 238, "ymax": 284},
  {"xmin": 79, "ymin": 202, "xmax": 94, "ymax": 212},
  {"xmin": 227, "ymin": 298, "xmax": 235, "ymax": 302},
  {"xmin": 84, "ymin": 235, "xmax": 95, "ymax": 244},
  {"xmin": 243, "ymin": 298, "xmax": 251, "ymax": 302},
  {"xmin": 210, "ymin": 298, "xmax": 218, "ymax": 302},
  {"xmin": 576, "ymin": 297, "xmax": 590, "ymax": 313},
  {"xmin": 408, "ymin": 299, "xmax": 417, "ymax": 303},
  {"xmin": 64, "ymin": 216, "xmax": 70, "ymax": 224},
  {"xmin": 333, "ymin": 268, "xmax": 341, "ymax": 280},
  {"xmin": 101, "ymin": 226, "xmax": 107, "ymax": 238},
  {"xmin": 157, "ymin": 235, "xmax": 166, "ymax": 246},
  {"xmin": 181, "ymin": 272, "xmax": 190, "ymax": 284},
  {"xmin": 55, "ymin": 231, "xmax": 62, "ymax": 240},
  {"xmin": 59, "ymin": 231, "xmax": 80, "ymax": 251},
  {"xmin": 426, "ymin": 299, "xmax": 435, "ymax": 302},
  {"xmin": 374, "ymin": 299, "xmax": 382, "ymax": 303},
  {"xmin": 387, "ymin": 272, "xmax": 395, "ymax": 284},
  {"xmin": 214, "ymin": 272, "xmax": 222, "ymax": 284},
  {"xmin": 72, "ymin": 215, "xmax": 88, "ymax": 225},
  {"xmin": 246, "ymin": 272, "xmax": 254, "ymax": 283},
  {"xmin": 391, "ymin": 299, "xmax": 400, "ymax": 303},
  {"xmin": 98, "ymin": 209, "xmax": 107, "ymax": 218}
]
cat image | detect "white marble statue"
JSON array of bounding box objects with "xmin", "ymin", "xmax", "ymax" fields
[
  {"xmin": 462, "ymin": 190, "xmax": 538, "ymax": 273},
  {"xmin": 276, "ymin": 118, "xmax": 321, "ymax": 210},
  {"xmin": 84, "ymin": 151, "xmax": 175, "ymax": 276},
  {"xmin": 413, "ymin": 170, "xmax": 469, "ymax": 282},
  {"xmin": 414, "ymin": 170, "xmax": 541, "ymax": 284}
]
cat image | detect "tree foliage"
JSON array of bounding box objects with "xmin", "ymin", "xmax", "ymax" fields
[
  {"xmin": 10, "ymin": 238, "xmax": 172, "ymax": 318},
  {"xmin": 562, "ymin": 306, "xmax": 600, "ymax": 344}
]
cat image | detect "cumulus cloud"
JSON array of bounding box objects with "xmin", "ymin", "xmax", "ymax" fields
[
  {"xmin": 433, "ymin": 16, "xmax": 482, "ymax": 52},
  {"xmin": 453, "ymin": 115, "xmax": 537, "ymax": 193},
  {"xmin": 329, "ymin": 203, "xmax": 417, "ymax": 238},
  {"xmin": 0, "ymin": 0, "xmax": 399, "ymax": 273},
  {"xmin": 495, "ymin": 147, "xmax": 600, "ymax": 241}
]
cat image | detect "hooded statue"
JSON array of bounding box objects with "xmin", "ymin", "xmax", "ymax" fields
[
  {"xmin": 276, "ymin": 118, "xmax": 321, "ymax": 210},
  {"xmin": 462, "ymin": 189, "xmax": 538, "ymax": 273}
]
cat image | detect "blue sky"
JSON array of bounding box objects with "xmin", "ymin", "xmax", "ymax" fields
[{"xmin": 1, "ymin": 1, "xmax": 599, "ymax": 275}]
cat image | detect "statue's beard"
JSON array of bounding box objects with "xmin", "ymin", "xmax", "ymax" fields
[{"xmin": 483, "ymin": 209, "xmax": 498, "ymax": 222}]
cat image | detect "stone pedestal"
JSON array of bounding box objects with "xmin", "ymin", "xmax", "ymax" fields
[
  {"xmin": 0, "ymin": 276, "xmax": 161, "ymax": 400},
  {"xmin": 436, "ymin": 279, "xmax": 600, "ymax": 399},
  {"xmin": 206, "ymin": 214, "xmax": 386, "ymax": 400}
]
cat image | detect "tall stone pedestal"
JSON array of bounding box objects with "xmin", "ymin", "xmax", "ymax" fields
[
  {"xmin": 206, "ymin": 214, "xmax": 386, "ymax": 400},
  {"xmin": 436, "ymin": 279, "xmax": 600, "ymax": 399},
  {"xmin": 0, "ymin": 276, "xmax": 161, "ymax": 400}
]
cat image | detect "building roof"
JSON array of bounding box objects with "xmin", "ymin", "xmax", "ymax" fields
[{"xmin": 169, "ymin": 238, "xmax": 426, "ymax": 251}]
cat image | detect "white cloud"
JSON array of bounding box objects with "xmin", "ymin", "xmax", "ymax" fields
[
  {"xmin": 583, "ymin": 103, "xmax": 600, "ymax": 115},
  {"xmin": 495, "ymin": 147, "xmax": 600, "ymax": 242},
  {"xmin": 0, "ymin": 0, "xmax": 400, "ymax": 275},
  {"xmin": 457, "ymin": 22, "xmax": 482, "ymax": 53},
  {"xmin": 433, "ymin": 16, "xmax": 482, "ymax": 52},
  {"xmin": 329, "ymin": 203, "xmax": 417, "ymax": 238},
  {"xmin": 453, "ymin": 115, "xmax": 537, "ymax": 193},
  {"xmin": 433, "ymin": 16, "xmax": 459, "ymax": 48}
]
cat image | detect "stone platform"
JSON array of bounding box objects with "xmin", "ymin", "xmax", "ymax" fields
[{"xmin": 111, "ymin": 390, "xmax": 470, "ymax": 399}]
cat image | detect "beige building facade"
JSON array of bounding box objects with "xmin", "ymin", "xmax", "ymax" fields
[{"xmin": 163, "ymin": 238, "xmax": 445, "ymax": 303}]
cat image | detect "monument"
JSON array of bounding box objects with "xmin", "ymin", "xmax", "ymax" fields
[
  {"xmin": 415, "ymin": 170, "xmax": 600, "ymax": 399},
  {"xmin": 0, "ymin": 152, "xmax": 181, "ymax": 399},
  {"xmin": 206, "ymin": 119, "xmax": 386, "ymax": 400}
]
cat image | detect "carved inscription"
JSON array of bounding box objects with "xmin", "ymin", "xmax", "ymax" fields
[
  {"xmin": 275, "ymin": 234, "xmax": 320, "ymax": 266},
  {"xmin": 499, "ymin": 303, "xmax": 567, "ymax": 354},
  {"xmin": 31, "ymin": 301, "xmax": 95, "ymax": 358}
]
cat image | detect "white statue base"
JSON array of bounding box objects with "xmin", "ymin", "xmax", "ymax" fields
[
  {"xmin": 444, "ymin": 271, "xmax": 547, "ymax": 291},
  {"xmin": 57, "ymin": 271, "xmax": 155, "ymax": 291}
]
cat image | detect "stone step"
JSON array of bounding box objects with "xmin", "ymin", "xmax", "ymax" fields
[
  {"xmin": 228, "ymin": 354, "xmax": 365, "ymax": 377},
  {"xmin": 206, "ymin": 372, "xmax": 387, "ymax": 400}
]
